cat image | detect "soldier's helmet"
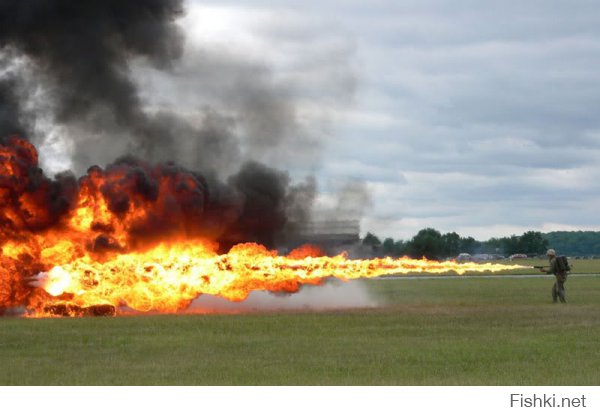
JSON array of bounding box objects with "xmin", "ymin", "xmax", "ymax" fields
[{"xmin": 546, "ymin": 249, "xmax": 556, "ymax": 256}]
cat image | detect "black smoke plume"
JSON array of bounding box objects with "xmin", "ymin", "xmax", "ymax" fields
[
  {"xmin": 0, "ymin": 78, "xmax": 25, "ymax": 138},
  {"xmin": 0, "ymin": 1, "xmax": 363, "ymax": 250},
  {"xmin": 0, "ymin": 0, "xmax": 184, "ymax": 158},
  {"xmin": 0, "ymin": 0, "xmax": 316, "ymax": 246}
]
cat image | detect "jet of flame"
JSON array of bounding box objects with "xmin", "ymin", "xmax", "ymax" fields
[{"xmin": 23, "ymin": 240, "xmax": 526, "ymax": 316}]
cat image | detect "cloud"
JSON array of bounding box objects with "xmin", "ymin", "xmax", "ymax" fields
[{"xmin": 302, "ymin": 1, "xmax": 600, "ymax": 240}]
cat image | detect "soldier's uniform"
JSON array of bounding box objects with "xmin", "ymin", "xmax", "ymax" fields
[{"xmin": 548, "ymin": 256, "xmax": 567, "ymax": 303}]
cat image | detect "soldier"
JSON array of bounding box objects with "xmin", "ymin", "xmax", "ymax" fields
[{"xmin": 540, "ymin": 248, "xmax": 567, "ymax": 303}]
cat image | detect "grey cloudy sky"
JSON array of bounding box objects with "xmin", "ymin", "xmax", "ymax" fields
[{"xmin": 40, "ymin": 0, "xmax": 600, "ymax": 240}]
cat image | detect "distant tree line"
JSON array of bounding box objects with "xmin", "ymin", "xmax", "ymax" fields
[
  {"xmin": 544, "ymin": 231, "xmax": 600, "ymax": 256},
  {"xmin": 362, "ymin": 228, "xmax": 550, "ymax": 259},
  {"xmin": 363, "ymin": 229, "xmax": 600, "ymax": 259}
]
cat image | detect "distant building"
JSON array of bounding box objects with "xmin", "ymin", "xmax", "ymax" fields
[{"xmin": 284, "ymin": 220, "xmax": 361, "ymax": 254}]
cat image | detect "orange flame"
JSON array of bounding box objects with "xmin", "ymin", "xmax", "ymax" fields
[{"xmin": 20, "ymin": 240, "xmax": 524, "ymax": 316}]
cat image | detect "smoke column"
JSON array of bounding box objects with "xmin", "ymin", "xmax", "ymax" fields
[
  {"xmin": 0, "ymin": 1, "xmax": 326, "ymax": 247},
  {"xmin": 0, "ymin": 0, "xmax": 184, "ymax": 156}
]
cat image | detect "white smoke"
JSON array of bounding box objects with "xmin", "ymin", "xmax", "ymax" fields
[{"xmin": 186, "ymin": 279, "xmax": 381, "ymax": 313}]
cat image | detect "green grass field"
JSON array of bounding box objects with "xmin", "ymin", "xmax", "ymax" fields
[{"xmin": 1, "ymin": 272, "xmax": 599, "ymax": 386}]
